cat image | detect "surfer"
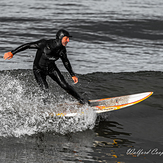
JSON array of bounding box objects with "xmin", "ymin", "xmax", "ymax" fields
[{"xmin": 3, "ymin": 29, "xmax": 89, "ymax": 105}]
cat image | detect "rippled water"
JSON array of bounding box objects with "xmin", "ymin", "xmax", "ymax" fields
[
  {"xmin": 1, "ymin": 0, "xmax": 163, "ymax": 73},
  {"xmin": 0, "ymin": 0, "xmax": 163, "ymax": 162}
]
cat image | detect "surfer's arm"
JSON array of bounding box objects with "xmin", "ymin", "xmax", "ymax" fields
[
  {"xmin": 60, "ymin": 50, "xmax": 78, "ymax": 84},
  {"xmin": 11, "ymin": 39, "xmax": 45, "ymax": 54},
  {"xmin": 3, "ymin": 39, "xmax": 45, "ymax": 60}
]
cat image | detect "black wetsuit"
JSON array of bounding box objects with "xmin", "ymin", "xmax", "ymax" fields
[{"xmin": 11, "ymin": 38, "xmax": 84, "ymax": 103}]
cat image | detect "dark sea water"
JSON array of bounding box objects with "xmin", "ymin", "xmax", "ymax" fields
[{"xmin": 0, "ymin": 0, "xmax": 163, "ymax": 163}]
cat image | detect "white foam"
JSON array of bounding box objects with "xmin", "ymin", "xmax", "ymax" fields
[{"xmin": 0, "ymin": 74, "xmax": 97, "ymax": 137}]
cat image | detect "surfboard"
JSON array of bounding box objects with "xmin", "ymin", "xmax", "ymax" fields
[{"xmin": 50, "ymin": 92, "xmax": 153, "ymax": 117}]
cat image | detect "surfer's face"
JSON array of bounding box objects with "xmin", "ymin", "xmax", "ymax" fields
[{"xmin": 62, "ymin": 36, "xmax": 70, "ymax": 46}]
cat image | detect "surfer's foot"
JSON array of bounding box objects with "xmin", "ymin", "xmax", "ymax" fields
[{"xmin": 79, "ymin": 98, "xmax": 90, "ymax": 105}]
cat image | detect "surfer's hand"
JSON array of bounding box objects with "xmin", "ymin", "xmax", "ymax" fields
[
  {"xmin": 72, "ymin": 76, "xmax": 78, "ymax": 84},
  {"xmin": 3, "ymin": 52, "xmax": 13, "ymax": 60}
]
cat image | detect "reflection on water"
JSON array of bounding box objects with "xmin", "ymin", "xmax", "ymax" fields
[
  {"xmin": 0, "ymin": 131, "xmax": 95, "ymax": 163},
  {"xmin": 93, "ymin": 118, "xmax": 135, "ymax": 162}
]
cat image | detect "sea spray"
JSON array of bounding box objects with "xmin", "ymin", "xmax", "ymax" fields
[{"xmin": 0, "ymin": 73, "xmax": 97, "ymax": 137}]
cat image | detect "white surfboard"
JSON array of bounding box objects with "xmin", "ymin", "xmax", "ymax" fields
[{"xmin": 49, "ymin": 92, "xmax": 153, "ymax": 117}]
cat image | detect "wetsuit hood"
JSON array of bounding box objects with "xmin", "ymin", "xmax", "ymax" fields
[{"xmin": 56, "ymin": 29, "xmax": 72, "ymax": 40}]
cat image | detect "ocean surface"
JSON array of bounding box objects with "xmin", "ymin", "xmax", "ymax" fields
[{"xmin": 0, "ymin": 0, "xmax": 163, "ymax": 162}]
